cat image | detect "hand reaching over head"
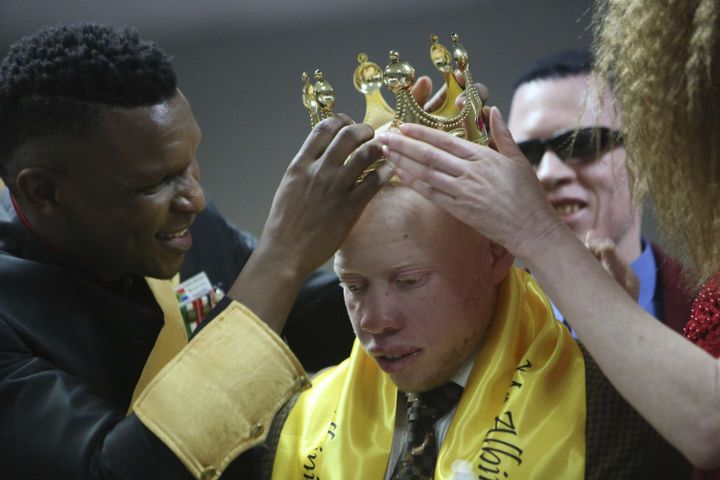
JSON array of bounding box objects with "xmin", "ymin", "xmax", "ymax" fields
[
  {"xmin": 257, "ymin": 114, "xmax": 390, "ymax": 274},
  {"xmin": 229, "ymin": 114, "xmax": 391, "ymax": 332},
  {"xmin": 377, "ymin": 107, "xmax": 563, "ymax": 261}
]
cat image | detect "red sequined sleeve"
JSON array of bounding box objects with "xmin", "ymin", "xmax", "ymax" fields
[{"xmin": 684, "ymin": 276, "xmax": 720, "ymax": 358}]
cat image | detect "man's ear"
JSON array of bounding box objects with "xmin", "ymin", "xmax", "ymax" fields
[
  {"xmin": 488, "ymin": 241, "xmax": 515, "ymax": 284},
  {"xmin": 15, "ymin": 167, "xmax": 61, "ymax": 215}
]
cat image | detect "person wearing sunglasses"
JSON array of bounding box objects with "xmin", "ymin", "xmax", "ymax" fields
[{"xmin": 506, "ymin": 49, "xmax": 692, "ymax": 338}]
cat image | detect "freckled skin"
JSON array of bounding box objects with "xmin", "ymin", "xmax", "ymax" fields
[{"xmin": 335, "ymin": 187, "xmax": 513, "ymax": 392}]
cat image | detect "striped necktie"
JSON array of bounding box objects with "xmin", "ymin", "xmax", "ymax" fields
[{"xmin": 391, "ymin": 382, "xmax": 464, "ymax": 480}]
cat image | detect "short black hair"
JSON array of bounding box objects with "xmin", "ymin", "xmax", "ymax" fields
[
  {"xmin": 0, "ymin": 23, "xmax": 177, "ymax": 180},
  {"xmin": 512, "ymin": 49, "xmax": 592, "ymax": 93}
]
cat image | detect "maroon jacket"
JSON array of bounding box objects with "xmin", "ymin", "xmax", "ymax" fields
[{"xmin": 651, "ymin": 243, "xmax": 693, "ymax": 334}]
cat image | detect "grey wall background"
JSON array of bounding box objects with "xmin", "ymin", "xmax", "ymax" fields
[{"xmin": 3, "ymin": 1, "xmax": 655, "ymax": 244}]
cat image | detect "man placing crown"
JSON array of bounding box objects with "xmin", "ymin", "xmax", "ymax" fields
[{"xmin": 0, "ymin": 23, "xmax": 390, "ymax": 479}]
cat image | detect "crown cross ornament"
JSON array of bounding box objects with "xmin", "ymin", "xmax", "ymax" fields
[{"xmin": 302, "ymin": 33, "xmax": 489, "ymax": 158}]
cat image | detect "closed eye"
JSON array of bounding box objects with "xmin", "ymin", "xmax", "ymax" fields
[
  {"xmin": 396, "ymin": 273, "xmax": 429, "ymax": 289},
  {"xmin": 340, "ymin": 280, "xmax": 367, "ymax": 293},
  {"xmin": 140, "ymin": 176, "xmax": 174, "ymax": 195}
]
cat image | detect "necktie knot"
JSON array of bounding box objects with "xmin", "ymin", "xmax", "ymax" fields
[{"xmin": 406, "ymin": 382, "xmax": 463, "ymax": 425}]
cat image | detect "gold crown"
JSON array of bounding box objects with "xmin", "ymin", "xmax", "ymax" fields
[{"xmin": 301, "ymin": 33, "xmax": 489, "ymax": 145}]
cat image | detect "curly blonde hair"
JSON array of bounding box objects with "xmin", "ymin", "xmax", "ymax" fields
[{"xmin": 593, "ymin": 0, "xmax": 720, "ymax": 286}]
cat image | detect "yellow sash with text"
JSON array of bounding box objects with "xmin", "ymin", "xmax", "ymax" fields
[{"xmin": 272, "ymin": 268, "xmax": 586, "ymax": 479}]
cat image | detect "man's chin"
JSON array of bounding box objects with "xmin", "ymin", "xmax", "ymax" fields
[
  {"xmin": 145, "ymin": 270, "xmax": 180, "ymax": 280},
  {"xmin": 141, "ymin": 255, "xmax": 185, "ymax": 280},
  {"xmin": 391, "ymin": 374, "xmax": 447, "ymax": 394},
  {"xmin": 390, "ymin": 357, "xmax": 468, "ymax": 393}
]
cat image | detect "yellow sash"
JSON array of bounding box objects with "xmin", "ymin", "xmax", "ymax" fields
[
  {"xmin": 272, "ymin": 268, "xmax": 586, "ymax": 479},
  {"xmin": 128, "ymin": 276, "xmax": 188, "ymax": 412}
]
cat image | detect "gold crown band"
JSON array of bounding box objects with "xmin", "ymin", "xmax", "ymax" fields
[{"xmin": 301, "ymin": 33, "xmax": 489, "ymax": 182}]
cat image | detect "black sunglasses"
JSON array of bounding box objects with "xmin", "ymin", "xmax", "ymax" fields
[{"xmin": 517, "ymin": 127, "xmax": 624, "ymax": 167}]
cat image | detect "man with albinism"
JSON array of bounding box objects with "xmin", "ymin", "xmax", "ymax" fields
[
  {"xmin": 264, "ymin": 181, "xmax": 690, "ymax": 479},
  {"xmin": 507, "ymin": 49, "xmax": 691, "ymax": 335}
]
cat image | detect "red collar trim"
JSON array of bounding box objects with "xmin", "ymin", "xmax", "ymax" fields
[
  {"xmin": 9, "ymin": 192, "xmax": 64, "ymax": 253},
  {"xmin": 10, "ymin": 192, "xmax": 35, "ymax": 232}
]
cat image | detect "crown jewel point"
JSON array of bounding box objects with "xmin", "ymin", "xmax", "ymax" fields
[{"xmin": 354, "ymin": 53, "xmax": 384, "ymax": 95}]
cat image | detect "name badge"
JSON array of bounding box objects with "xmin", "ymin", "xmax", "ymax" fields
[{"xmin": 175, "ymin": 272, "xmax": 224, "ymax": 335}]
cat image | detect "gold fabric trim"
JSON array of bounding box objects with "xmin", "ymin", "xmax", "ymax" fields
[{"xmin": 133, "ymin": 301, "xmax": 309, "ymax": 480}]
